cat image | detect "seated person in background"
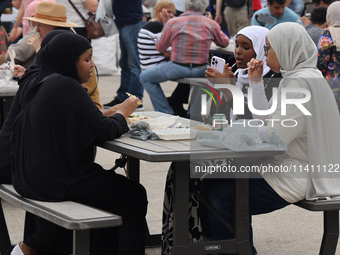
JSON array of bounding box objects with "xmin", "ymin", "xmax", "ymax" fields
[
  {"xmin": 201, "ymin": 22, "xmax": 340, "ymax": 255},
  {"xmin": 317, "ymin": 1, "xmax": 340, "ymax": 112},
  {"xmin": 300, "ymin": 6, "xmax": 327, "ymax": 45},
  {"xmin": 5, "ymin": 0, "xmax": 57, "ymax": 69},
  {"xmin": 252, "ymin": 0, "xmax": 300, "ymax": 29},
  {"xmin": 138, "ymin": 0, "xmax": 175, "ymax": 71},
  {"xmin": 8, "ymin": 1, "xmax": 103, "ymax": 110},
  {"xmin": 138, "ymin": 0, "xmax": 191, "ymax": 117},
  {"xmin": 140, "ymin": 0, "xmax": 229, "ymax": 115},
  {"xmin": 10, "ymin": 33, "xmax": 147, "ymax": 255}
]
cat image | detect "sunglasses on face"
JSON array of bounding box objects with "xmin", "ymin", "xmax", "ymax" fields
[{"xmin": 263, "ymin": 44, "xmax": 269, "ymax": 55}]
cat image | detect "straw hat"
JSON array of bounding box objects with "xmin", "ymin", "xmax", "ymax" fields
[{"xmin": 24, "ymin": 2, "xmax": 77, "ymax": 28}]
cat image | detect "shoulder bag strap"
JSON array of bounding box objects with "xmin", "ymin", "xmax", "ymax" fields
[
  {"xmin": 67, "ymin": 0, "xmax": 87, "ymax": 22},
  {"xmin": 21, "ymin": 73, "xmax": 60, "ymax": 109}
]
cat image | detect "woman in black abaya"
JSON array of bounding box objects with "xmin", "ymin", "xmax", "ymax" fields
[
  {"xmin": 0, "ymin": 30, "xmax": 73, "ymax": 185},
  {"xmin": 10, "ymin": 33, "xmax": 147, "ymax": 255}
]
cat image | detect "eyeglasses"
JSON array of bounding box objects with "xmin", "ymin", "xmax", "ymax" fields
[{"xmin": 263, "ymin": 44, "xmax": 269, "ymax": 55}]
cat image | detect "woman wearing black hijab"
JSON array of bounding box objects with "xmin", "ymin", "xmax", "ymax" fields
[
  {"xmin": 10, "ymin": 33, "xmax": 147, "ymax": 255},
  {"xmin": 0, "ymin": 30, "xmax": 73, "ymax": 185}
]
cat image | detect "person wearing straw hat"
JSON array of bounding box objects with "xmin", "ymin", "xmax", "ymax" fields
[
  {"xmin": 5, "ymin": 1, "xmax": 73, "ymax": 68},
  {"xmin": 24, "ymin": 1, "xmax": 77, "ymax": 52},
  {"xmin": 25, "ymin": 1, "xmax": 102, "ymax": 110}
]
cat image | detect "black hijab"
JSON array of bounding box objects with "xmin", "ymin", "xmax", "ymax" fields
[
  {"xmin": 0, "ymin": 30, "xmax": 73, "ymax": 184},
  {"xmin": 18, "ymin": 29, "xmax": 74, "ymax": 87},
  {"xmin": 37, "ymin": 33, "xmax": 91, "ymax": 83},
  {"xmin": 10, "ymin": 33, "xmax": 126, "ymax": 201}
]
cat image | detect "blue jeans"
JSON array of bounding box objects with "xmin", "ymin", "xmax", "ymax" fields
[
  {"xmin": 140, "ymin": 61, "xmax": 207, "ymax": 114},
  {"xmin": 117, "ymin": 21, "xmax": 145, "ymax": 101},
  {"xmin": 200, "ymin": 177, "xmax": 290, "ymax": 255},
  {"xmin": 289, "ymin": 0, "xmax": 304, "ymax": 16}
]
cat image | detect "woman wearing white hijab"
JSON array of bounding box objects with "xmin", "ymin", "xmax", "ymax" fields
[
  {"xmin": 201, "ymin": 22, "xmax": 340, "ymax": 254},
  {"xmin": 205, "ymin": 25, "xmax": 281, "ymax": 122},
  {"xmin": 317, "ymin": 1, "xmax": 340, "ymax": 112}
]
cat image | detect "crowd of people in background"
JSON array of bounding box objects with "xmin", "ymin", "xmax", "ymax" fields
[{"xmin": 0, "ymin": 0, "xmax": 340, "ymax": 254}]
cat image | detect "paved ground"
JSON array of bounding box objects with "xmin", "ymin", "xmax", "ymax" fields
[{"xmin": 3, "ymin": 75, "xmax": 340, "ymax": 255}]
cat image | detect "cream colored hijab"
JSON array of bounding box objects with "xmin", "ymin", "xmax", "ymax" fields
[
  {"xmin": 267, "ymin": 23, "xmax": 340, "ymax": 200},
  {"xmin": 327, "ymin": 1, "xmax": 340, "ymax": 51}
]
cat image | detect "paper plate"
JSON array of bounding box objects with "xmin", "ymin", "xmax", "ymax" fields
[
  {"xmin": 140, "ymin": 116, "xmax": 178, "ymax": 129},
  {"xmin": 153, "ymin": 129, "xmax": 197, "ymax": 140}
]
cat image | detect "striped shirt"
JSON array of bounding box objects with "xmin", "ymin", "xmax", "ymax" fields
[
  {"xmin": 156, "ymin": 11, "xmax": 229, "ymax": 64},
  {"xmin": 138, "ymin": 21, "xmax": 169, "ymax": 71}
]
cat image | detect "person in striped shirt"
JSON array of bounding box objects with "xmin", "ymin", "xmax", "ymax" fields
[
  {"xmin": 137, "ymin": 0, "xmax": 175, "ymax": 71},
  {"xmin": 140, "ymin": 0, "xmax": 229, "ymax": 115}
]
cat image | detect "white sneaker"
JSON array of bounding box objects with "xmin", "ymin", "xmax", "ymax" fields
[{"xmin": 11, "ymin": 243, "xmax": 24, "ymax": 255}]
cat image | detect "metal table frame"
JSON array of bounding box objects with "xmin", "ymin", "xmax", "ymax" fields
[{"xmin": 99, "ymin": 112, "xmax": 284, "ymax": 254}]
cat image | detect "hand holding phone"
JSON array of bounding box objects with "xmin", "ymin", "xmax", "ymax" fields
[{"xmin": 210, "ymin": 56, "xmax": 226, "ymax": 73}]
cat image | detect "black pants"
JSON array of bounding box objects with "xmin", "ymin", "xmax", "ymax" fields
[{"xmin": 24, "ymin": 165, "xmax": 148, "ymax": 255}]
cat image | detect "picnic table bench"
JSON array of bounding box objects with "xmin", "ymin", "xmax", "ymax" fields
[
  {"xmin": 0, "ymin": 184, "xmax": 122, "ymax": 255},
  {"xmin": 295, "ymin": 199, "xmax": 340, "ymax": 255}
]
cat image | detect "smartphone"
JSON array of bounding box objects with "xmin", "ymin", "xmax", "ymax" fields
[
  {"xmin": 256, "ymin": 13, "xmax": 276, "ymax": 26},
  {"xmin": 210, "ymin": 56, "xmax": 226, "ymax": 73}
]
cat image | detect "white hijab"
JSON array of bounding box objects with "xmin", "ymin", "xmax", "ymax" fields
[
  {"xmin": 230, "ymin": 26, "xmax": 270, "ymax": 121},
  {"xmin": 267, "ymin": 22, "xmax": 340, "ymax": 200},
  {"xmin": 327, "ymin": 1, "xmax": 340, "ymax": 51},
  {"xmin": 234, "ymin": 26, "xmax": 270, "ymax": 85}
]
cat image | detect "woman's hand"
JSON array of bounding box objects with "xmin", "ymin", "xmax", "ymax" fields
[
  {"xmin": 103, "ymin": 104, "xmax": 121, "ymax": 117},
  {"xmin": 12, "ymin": 65, "xmax": 26, "ymax": 78},
  {"xmin": 247, "ymin": 58, "xmax": 263, "ymax": 83},
  {"xmin": 8, "ymin": 27, "xmax": 20, "ymax": 42},
  {"xmin": 205, "ymin": 12, "xmax": 213, "ymax": 20},
  {"xmin": 27, "ymin": 34, "xmax": 42, "ymax": 53},
  {"xmin": 205, "ymin": 64, "xmax": 235, "ymax": 84},
  {"xmin": 160, "ymin": 8, "xmax": 171, "ymax": 25},
  {"xmin": 115, "ymin": 98, "xmax": 140, "ymax": 118},
  {"xmin": 163, "ymin": 50, "xmax": 171, "ymax": 59}
]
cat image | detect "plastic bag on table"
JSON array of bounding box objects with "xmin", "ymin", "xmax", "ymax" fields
[
  {"xmin": 196, "ymin": 119, "xmax": 287, "ymax": 152},
  {"xmin": 0, "ymin": 62, "xmax": 13, "ymax": 81},
  {"xmin": 130, "ymin": 121, "xmax": 159, "ymax": 141}
]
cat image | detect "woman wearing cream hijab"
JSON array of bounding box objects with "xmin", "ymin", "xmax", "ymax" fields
[
  {"xmin": 317, "ymin": 1, "xmax": 340, "ymax": 112},
  {"xmin": 200, "ymin": 22, "xmax": 340, "ymax": 254}
]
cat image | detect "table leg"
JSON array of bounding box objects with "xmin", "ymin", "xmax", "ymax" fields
[
  {"xmin": 73, "ymin": 230, "xmax": 90, "ymax": 255},
  {"xmin": 171, "ymin": 161, "xmax": 190, "ymax": 254},
  {"xmin": 126, "ymin": 156, "xmax": 140, "ymax": 182},
  {"xmin": 234, "ymin": 159, "xmax": 252, "ymax": 255}
]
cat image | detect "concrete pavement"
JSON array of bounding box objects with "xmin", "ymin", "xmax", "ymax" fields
[{"xmin": 3, "ymin": 75, "xmax": 340, "ymax": 255}]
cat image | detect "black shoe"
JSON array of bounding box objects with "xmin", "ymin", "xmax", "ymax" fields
[
  {"xmin": 167, "ymin": 97, "xmax": 187, "ymax": 117},
  {"xmin": 103, "ymin": 97, "xmax": 122, "ymax": 109}
]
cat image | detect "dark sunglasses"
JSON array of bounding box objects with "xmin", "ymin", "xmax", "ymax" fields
[{"xmin": 263, "ymin": 44, "xmax": 269, "ymax": 55}]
